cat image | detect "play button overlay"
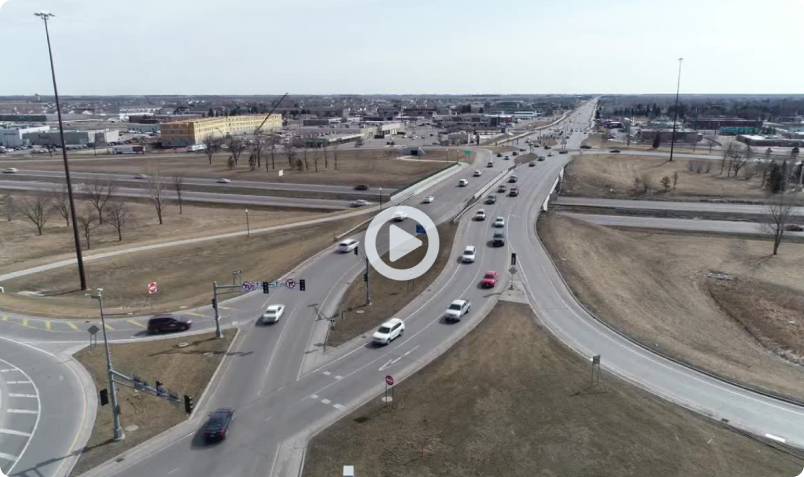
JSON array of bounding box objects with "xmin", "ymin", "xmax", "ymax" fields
[
  {"xmin": 365, "ymin": 206, "xmax": 439, "ymax": 281},
  {"xmin": 389, "ymin": 225, "xmax": 422, "ymax": 262}
]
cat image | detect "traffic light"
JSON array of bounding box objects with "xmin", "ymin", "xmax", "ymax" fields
[
  {"xmin": 99, "ymin": 389, "xmax": 109, "ymax": 406},
  {"xmin": 300, "ymin": 279, "xmax": 306, "ymax": 291},
  {"xmin": 511, "ymin": 252, "xmax": 517, "ymax": 266},
  {"xmin": 184, "ymin": 395, "xmax": 194, "ymax": 414},
  {"xmin": 354, "ymin": 246, "xmax": 359, "ymax": 256},
  {"xmin": 263, "ymin": 281, "xmax": 270, "ymax": 294},
  {"xmin": 363, "ymin": 273, "xmax": 368, "ymax": 282},
  {"xmin": 211, "ymin": 297, "xmax": 218, "ymax": 310}
]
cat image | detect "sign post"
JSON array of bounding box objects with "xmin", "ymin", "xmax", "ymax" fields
[
  {"xmin": 384, "ymin": 375, "xmax": 395, "ymax": 406},
  {"xmin": 591, "ymin": 354, "xmax": 605, "ymax": 389}
]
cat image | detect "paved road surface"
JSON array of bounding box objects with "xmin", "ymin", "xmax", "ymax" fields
[
  {"xmin": 0, "ymin": 180, "xmax": 352, "ymax": 210},
  {"xmin": 556, "ymin": 196, "xmax": 804, "ymax": 217},
  {"xmin": 0, "ymin": 170, "xmax": 388, "ymax": 197}
]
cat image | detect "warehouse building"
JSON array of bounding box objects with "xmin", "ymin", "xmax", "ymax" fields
[
  {"xmin": 23, "ymin": 128, "xmax": 119, "ymax": 146},
  {"xmin": 160, "ymin": 114, "xmax": 282, "ymax": 147},
  {"xmin": 0, "ymin": 124, "xmax": 49, "ymax": 147}
]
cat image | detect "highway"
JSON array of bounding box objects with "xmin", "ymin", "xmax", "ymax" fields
[
  {"xmin": 555, "ymin": 196, "xmax": 804, "ymax": 217},
  {"xmin": 6, "ymin": 100, "xmax": 804, "ymax": 477},
  {"xmin": 0, "ymin": 170, "xmax": 387, "ymax": 197},
  {"xmin": 0, "ymin": 180, "xmax": 353, "ymax": 210}
]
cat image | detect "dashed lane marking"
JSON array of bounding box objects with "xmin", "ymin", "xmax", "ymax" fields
[
  {"xmin": 66, "ymin": 322, "xmax": 79, "ymax": 330},
  {"xmin": 0, "ymin": 451, "xmax": 18, "ymax": 462},
  {"xmin": 0, "ymin": 429, "xmax": 32, "ymax": 437},
  {"xmin": 7, "ymin": 409, "xmax": 37, "ymax": 414},
  {"xmin": 104, "ymin": 324, "xmax": 115, "ymax": 331},
  {"xmin": 334, "ymin": 375, "xmax": 343, "ymax": 380},
  {"xmin": 321, "ymin": 399, "xmax": 331, "ymax": 405},
  {"xmin": 333, "ymin": 404, "xmax": 346, "ymax": 411},
  {"xmin": 5, "ymin": 382, "xmax": 31, "ymax": 385},
  {"xmin": 127, "ymin": 320, "xmax": 146, "ymax": 328},
  {"xmin": 322, "ymin": 371, "xmax": 331, "ymax": 376},
  {"xmin": 0, "ymin": 369, "xmax": 16, "ymax": 373},
  {"xmin": 309, "ymin": 394, "xmax": 319, "ymax": 400}
]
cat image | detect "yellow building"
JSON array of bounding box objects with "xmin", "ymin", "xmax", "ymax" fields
[{"xmin": 160, "ymin": 114, "xmax": 282, "ymax": 147}]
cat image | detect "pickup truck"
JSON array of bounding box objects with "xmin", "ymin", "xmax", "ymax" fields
[{"xmin": 444, "ymin": 299, "xmax": 471, "ymax": 322}]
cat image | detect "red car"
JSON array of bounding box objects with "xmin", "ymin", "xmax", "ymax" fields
[{"xmin": 481, "ymin": 271, "xmax": 499, "ymax": 288}]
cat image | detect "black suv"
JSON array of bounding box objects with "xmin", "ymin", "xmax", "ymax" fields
[
  {"xmin": 509, "ymin": 186, "xmax": 519, "ymax": 197},
  {"xmin": 492, "ymin": 231, "xmax": 505, "ymax": 247},
  {"xmin": 147, "ymin": 314, "xmax": 192, "ymax": 334},
  {"xmin": 485, "ymin": 194, "xmax": 497, "ymax": 205},
  {"xmin": 354, "ymin": 184, "xmax": 370, "ymax": 190}
]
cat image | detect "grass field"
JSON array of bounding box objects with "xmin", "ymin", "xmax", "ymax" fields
[
  {"xmin": 2, "ymin": 149, "xmax": 449, "ymax": 189},
  {"xmin": 0, "ymin": 215, "xmax": 367, "ymax": 318},
  {"xmin": 304, "ymin": 301, "xmax": 802, "ymax": 477},
  {"xmin": 582, "ymin": 132, "xmax": 719, "ymax": 155},
  {"xmin": 70, "ymin": 331, "xmax": 236, "ymax": 477},
  {"xmin": 538, "ymin": 213, "xmax": 804, "ymax": 402}
]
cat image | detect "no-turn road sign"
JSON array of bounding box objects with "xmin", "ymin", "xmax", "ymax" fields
[
  {"xmin": 385, "ymin": 375, "xmax": 394, "ymax": 386},
  {"xmin": 241, "ymin": 282, "xmax": 254, "ymax": 293},
  {"xmin": 285, "ymin": 278, "xmax": 297, "ymax": 289},
  {"xmin": 148, "ymin": 282, "xmax": 158, "ymax": 294}
]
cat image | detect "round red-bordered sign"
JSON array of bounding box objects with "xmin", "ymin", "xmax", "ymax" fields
[
  {"xmin": 285, "ymin": 279, "xmax": 296, "ymax": 289},
  {"xmin": 385, "ymin": 375, "xmax": 394, "ymax": 386},
  {"xmin": 148, "ymin": 282, "xmax": 158, "ymax": 294}
]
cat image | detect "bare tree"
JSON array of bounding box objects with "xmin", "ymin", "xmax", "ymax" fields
[
  {"xmin": 302, "ymin": 144, "xmax": 310, "ymax": 171},
  {"xmin": 720, "ymin": 142, "xmax": 735, "ymax": 175},
  {"xmin": 312, "ymin": 148, "xmax": 320, "ymax": 172},
  {"xmin": 250, "ymin": 134, "xmax": 266, "ymax": 169},
  {"xmin": 203, "ymin": 136, "xmax": 220, "ymax": 165},
  {"xmin": 332, "ymin": 143, "xmax": 339, "ymax": 170},
  {"xmin": 4, "ymin": 195, "xmax": 13, "ymax": 221},
  {"xmin": 267, "ymin": 135, "xmax": 278, "ymax": 170},
  {"xmin": 147, "ymin": 167, "xmax": 169, "ymax": 225},
  {"xmin": 49, "ymin": 183, "xmax": 71, "ymax": 226},
  {"xmin": 172, "ymin": 174, "xmax": 185, "ymax": 214},
  {"xmin": 16, "ymin": 192, "xmax": 53, "ymax": 236},
  {"xmin": 77, "ymin": 206, "xmax": 99, "ymax": 250},
  {"xmin": 86, "ymin": 179, "xmax": 117, "ymax": 224},
  {"xmin": 106, "ymin": 199, "xmax": 135, "ymax": 241},
  {"xmin": 227, "ymin": 136, "xmax": 247, "ymax": 166},
  {"xmin": 730, "ymin": 149, "xmax": 749, "ymax": 178},
  {"xmin": 640, "ymin": 173, "xmax": 653, "ymax": 194},
  {"xmin": 284, "ymin": 141, "xmax": 296, "ymax": 168},
  {"xmin": 322, "ymin": 142, "xmax": 329, "ymax": 169},
  {"xmin": 764, "ymin": 193, "xmax": 795, "ymax": 255}
]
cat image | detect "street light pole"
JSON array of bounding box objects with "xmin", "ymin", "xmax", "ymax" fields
[
  {"xmin": 35, "ymin": 11, "xmax": 87, "ymax": 290},
  {"xmin": 245, "ymin": 208, "xmax": 250, "ymax": 237},
  {"xmin": 669, "ymin": 57, "xmax": 684, "ymax": 163},
  {"xmin": 89, "ymin": 288, "xmax": 124, "ymax": 441},
  {"xmin": 379, "ymin": 187, "xmax": 383, "ymax": 211}
]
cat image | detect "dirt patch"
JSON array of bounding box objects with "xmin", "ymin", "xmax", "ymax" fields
[
  {"xmin": 328, "ymin": 223, "xmax": 458, "ymax": 347},
  {"xmin": 70, "ymin": 331, "xmax": 236, "ymax": 476},
  {"xmin": 563, "ymin": 154, "xmax": 775, "ymax": 201},
  {"xmin": 0, "ymin": 194, "xmax": 327, "ymax": 275},
  {"xmin": 0, "ymin": 216, "xmax": 366, "ymax": 318},
  {"xmin": 538, "ymin": 213, "xmax": 804, "ymax": 401},
  {"xmin": 6, "ymin": 149, "xmax": 448, "ymax": 189},
  {"xmin": 304, "ymin": 302, "xmax": 801, "ymax": 477}
]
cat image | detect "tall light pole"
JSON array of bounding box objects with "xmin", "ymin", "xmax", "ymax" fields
[
  {"xmin": 669, "ymin": 57, "xmax": 684, "ymax": 163},
  {"xmin": 88, "ymin": 288, "xmax": 125, "ymax": 441},
  {"xmin": 35, "ymin": 11, "xmax": 87, "ymax": 290}
]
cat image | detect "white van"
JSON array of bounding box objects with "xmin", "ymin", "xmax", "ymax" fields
[{"xmin": 338, "ymin": 238, "xmax": 359, "ymax": 253}]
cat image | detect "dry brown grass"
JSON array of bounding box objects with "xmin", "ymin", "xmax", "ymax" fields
[
  {"xmin": 304, "ymin": 302, "xmax": 802, "ymax": 477},
  {"xmin": 564, "ymin": 154, "xmax": 770, "ymax": 200},
  {"xmin": 70, "ymin": 331, "xmax": 236, "ymax": 476},
  {"xmin": 538, "ymin": 213, "xmax": 804, "ymax": 401},
  {"xmin": 4, "ymin": 149, "xmax": 448, "ymax": 189},
  {"xmin": 0, "ymin": 215, "xmax": 367, "ymax": 318},
  {"xmin": 328, "ymin": 223, "xmax": 458, "ymax": 347}
]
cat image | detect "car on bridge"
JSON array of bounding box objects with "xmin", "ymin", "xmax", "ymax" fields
[
  {"xmin": 444, "ymin": 299, "xmax": 471, "ymax": 322},
  {"xmin": 372, "ymin": 318, "xmax": 405, "ymax": 345},
  {"xmin": 354, "ymin": 184, "xmax": 370, "ymax": 190},
  {"xmin": 262, "ymin": 304, "xmax": 286, "ymax": 324},
  {"xmin": 484, "ymin": 194, "xmax": 497, "ymax": 205},
  {"xmin": 610, "ymin": 149, "xmax": 621, "ymax": 153},
  {"xmin": 204, "ymin": 408, "xmax": 235, "ymax": 442}
]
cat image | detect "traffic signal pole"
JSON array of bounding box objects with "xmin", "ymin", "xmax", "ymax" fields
[{"xmin": 89, "ymin": 288, "xmax": 124, "ymax": 441}]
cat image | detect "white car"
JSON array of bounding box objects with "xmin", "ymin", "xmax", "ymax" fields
[
  {"xmin": 338, "ymin": 238, "xmax": 359, "ymax": 253},
  {"xmin": 262, "ymin": 304, "xmax": 285, "ymax": 324},
  {"xmin": 458, "ymin": 179, "xmax": 468, "ymax": 187},
  {"xmin": 473, "ymin": 170, "xmax": 482, "ymax": 177},
  {"xmin": 216, "ymin": 178, "xmax": 232, "ymax": 183},
  {"xmin": 422, "ymin": 195, "xmax": 435, "ymax": 204},
  {"xmin": 444, "ymin": 299, "xmax": 471, "ymax": 322},
  {"xmin": 134, "ymin": 173, "xmax": 148, "ymax": 179},
  {"xmin": 3, "ymin": 168, "xmax": 18, "ymax": 174},
  {"xmin": 351, "ymin": 199, "xmax": 370, "ymax": 207},
  {"xmin": 474, "ymin": 209, "xmax": 487, "ymax": 221},
  {"xmin": 493, "ymin": 217, "xmax": 505, "ymax": 228},
  {"xmin": 393, "ymin": 210, "xmax": 408, "ymax": 221},
  {"xmin": 461, "ymin": 246, "xmax": 476, "ymax": 263},
  {"xmin": 372, "ymin": 318, "xmax": 405, "ymax": 345}
]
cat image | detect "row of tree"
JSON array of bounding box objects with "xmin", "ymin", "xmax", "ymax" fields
[{"xmin": 202, "ymin": 133, "xmax": 348, "ymax": 173}]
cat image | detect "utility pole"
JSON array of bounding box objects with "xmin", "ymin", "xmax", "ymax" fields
[
  {"xmin": 669, "ymin": 57, "xmax": 684, "ymax": 162},
  {"xmin": 212, "ymin": 282, "xmax": 223, "ymax": 339},
  {"xmin": 88, "ymin": 288, "xmax": 124, "ymax": 441},
  {"xmin": 364, "ymin": 254, "xmax": 371, "ymax": 306},
  {"xmin": 35, "ymin": 11, "xmax": 87, "ymax": 290},
  {"xmin": 245, "ymin": 208, "xmax": 251, "ymax": 237}
]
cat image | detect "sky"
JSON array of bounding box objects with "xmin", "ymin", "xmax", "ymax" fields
[{"xmin": 0, "ymin": 0, "xmax": 802, "ymax": 96}]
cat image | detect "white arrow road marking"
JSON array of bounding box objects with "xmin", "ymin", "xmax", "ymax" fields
[{"xmin": 378, "ymin": 357, "xmax": 403, "ymax": 372}]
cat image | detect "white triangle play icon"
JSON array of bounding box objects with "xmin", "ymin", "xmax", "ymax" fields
[{"xmin": 389, "ymin": 224, "xmax": 423, "ymax": 262}]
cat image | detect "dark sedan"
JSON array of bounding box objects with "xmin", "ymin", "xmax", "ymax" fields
[
  {"xmin": 147, "ymin": 314, "xmax": 192, "ymax": 334},
  {"xmin": 204, "ymin": 408, "xmax": 235, "ymax": 442}
]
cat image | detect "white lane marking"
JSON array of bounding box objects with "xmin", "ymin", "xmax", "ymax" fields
[
  {"xmin": 334, "ymin": 375, "xmax": 343, "ymax": 380},
  {"xmin": 267, "ymin": 446, "xmax": 280, "ymax": 477},
  {"xmin": 321, "ymin": 399, "xmax": 331, "ymax": 405},
  {"xmin": 258, "ymin": 306, "xmax": 297, "ymax": 397},
  {"xmin": 309, "ymin": 394, "xmax": 319, "ymax": 400},
  {"xmin": 7, "ymin": 409, "xmax": 37, "ymax": 414},
  {"xmin": 322, "ymin": 371, "xmax": 331, "ymax": 376},
  {"xmin": 0, "ymin": 429, "xmax": 32, "ymax": 437},
  {"xmin": 4, "ymin": 381, "xmax": 32, "ymax": 385},
  {"xmin": 231, "ymin": 320, "xmax": 238, "ymax": 326},
  {"xmin": 0, "ymin": 451, "xmax": 18, "ymax": 462},
  {"xmin": 403, "ymin": 345, "xmax": 420, "ymax": 357},
  {"xmin": 333, "ymin": 403, "xmax": 346, "ymax": 411},
  {"xmin": 167, "ymin": 467, "xmax": 179, "ymax": 475},
  {"xmin": 0, "ymin": 369, "xmax": 16, "ymax": 373},
  {"xmin": 765, "ymin": 433, "xmax": 787, "ymax": 443},
  {"xmin": 378, "ymin": 359, "xmax": 394, "ymax": 372},
  {"xmin": 8, "ymin": 394, "xmax": 36, "ymax": 399}
]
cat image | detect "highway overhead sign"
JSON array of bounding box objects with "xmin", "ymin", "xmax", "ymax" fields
[
  {"xmin": 385, "ymin": 375, "xmax": 394, "ymax": 386},
  {"xmin": 148, "ymin": 282, "xmax": 158, "ymax": 294}
]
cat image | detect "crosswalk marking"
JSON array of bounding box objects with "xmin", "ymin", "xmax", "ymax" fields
[
  {"xmin": 66, "ymin": 322, "xmax": 79, "ymax": 330},
  {"xmin": 127, "ymin": 320, "xmax": 146, "ymax": 328},
  {"xmin": 0, "ymin": 451, "xmax": 18, "ymax": 462},
  {"xmin": 8, "ymin": 394, "xmax": 37, "ymax": 399},
  {"xmin": 0, "ymin": 429, "xmax": 32, "ymax": 437}
]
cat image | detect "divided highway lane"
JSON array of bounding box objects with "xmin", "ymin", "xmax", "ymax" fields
[
  {"xmin": 0, "ymin": 339, "xmax": 89, "ymax": 477},
  {"xmin": 0, "ymin": 180, "xmax": 351, "ymax": 210},
  {"xmin": 1, "ymin": 170, "xmax": 387, "ymax": 197}
]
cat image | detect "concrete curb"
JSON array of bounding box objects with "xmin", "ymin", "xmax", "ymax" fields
[
  {"xmin": 74, "ymin": 328, "xmax": 242, "ymax": 477},
  {"xmin": 60, "ymin": 343, "xmax": 98, "ymax": 477}
]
